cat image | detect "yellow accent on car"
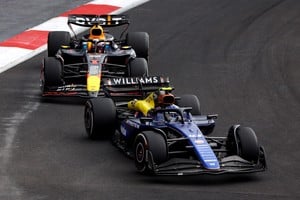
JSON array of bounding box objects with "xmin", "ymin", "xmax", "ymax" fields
[
  {"xmin": 128, "ymin": 92, "xmax": 155, "ymax": 116},
  {"xmin": 61, "ymin": 45, "xmax": 70, "ymax": 49},
  {"xmin": 107, "ymin": 15, "xmax": 112, "ymax": 25},
  {"xmin": 160, "ymin": 87, "xmax": 173, "ymax": 92},
  {"xmin": 87, "ymin": 75, "xmax": 100, "ymax": 92},
  {"xmin": 87, "ymin": 42, "xmax": 93, "ymax": 52},
  {"xmin": 121, "ymin": 46, "xmax": 131, "ymax": 50}
]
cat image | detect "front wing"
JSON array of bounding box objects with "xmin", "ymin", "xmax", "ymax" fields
[
  {"xmin": 42, "ymin": 84, "xmax": 100, "ymax": 98},
  {"xmin": 147, "ymin": 146, "xmax": 267, "ymax": 176}
]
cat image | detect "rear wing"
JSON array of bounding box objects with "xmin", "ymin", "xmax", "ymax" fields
[
  {"xmin": 102, "ymin": 76, "xmax": 171, "ymax": 98},
  {"xmin": 67, "ymin": 14, "xmax": 129, "ymax": 27}
]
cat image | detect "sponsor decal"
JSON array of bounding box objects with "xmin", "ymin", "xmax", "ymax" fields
[
  {"xmin": 91, "ymin": 59, "xmax": 98, "ymax": 64},
  {"xmin": 207, "ymin": 162, "xmax": 217, "ymax": 166},
  {"xmin": 188, "ymin": 127, "xmax": 203, "ymax": 138},
  {"xmin": 188, "ymin": 133, "xmax": 203, "ymax": 138},
  {"xmin": 71, "ymin": 16, "xmax": 99, "ymax": 26},
  {"xmin": 71, "ymin": 16, "xmax": 124, "ymax": 26},
  {"xmin": 57, "ymin": 85, "xmax": 76, "ymax": 91},
  {"xmin": 195, "ymin": 139, "xmax": 205, "ymax": 145},
  {"xmin": 126, "ymin": 120, "xmax": 140, "ymax": 129},
  {"xmin": 87, "ymin": 75, "xmax": 100, "ymax": 92},
  {"xmin": 107, "ymin": 77, "xmax": 160, "ymax": 85}
]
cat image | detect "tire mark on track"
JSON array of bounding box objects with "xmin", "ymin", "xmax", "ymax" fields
[{"xmin": 0, "ymin": 101, "xmax": 39, "ymax": 199}]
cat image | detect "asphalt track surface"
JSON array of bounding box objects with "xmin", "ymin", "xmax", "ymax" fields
[{"xmin": 0, "ymin": 0, "xmax": 300, "ymax": 199}]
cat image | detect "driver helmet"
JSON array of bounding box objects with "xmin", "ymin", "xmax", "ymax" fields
[
  {"xmin": 88, "ymin": 24, "xmax": 105, "ymax": 40},
  {"xmin": 155, "ymin": 87, "xmax": 175, "ymax": 106}
]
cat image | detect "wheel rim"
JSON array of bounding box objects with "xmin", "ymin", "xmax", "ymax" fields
[{"xmin": 136, "ymin": 142, "xmax": 145, "ymax": 163}]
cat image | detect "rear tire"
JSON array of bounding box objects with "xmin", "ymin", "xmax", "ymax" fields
[
  {"xmin": 177, "ymin": 94, "xmax": 201, "ymax": 115},
  {"xmin": 129, "ymin": 58, "xmax": 148, "ymax": 77},
  {"xmin": 84, "ymin": 98, "xmax": 116, "ymax": 139},
  {"xmin": 48, "ymin": 31, "xmax": 71, "ymax": 57},
  {"xmin": 134, "ymin": 131, "xmax": 168, "ymax": 174},
  {"xmin": 42, "ymin": 57, "xmax": 63, "ymax": 90},
  {"xmin": 126, "ymin": 32, "xmax": 149, "ymax": 61}
]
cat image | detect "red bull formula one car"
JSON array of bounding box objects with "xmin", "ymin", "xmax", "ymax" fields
[
  {"xmin": 83, "ymin": 81, "xmax": 267, "ymax": 175},
  {"xmin": 41, "ymin": 14, "xmax": 149, "ymax": 98}
]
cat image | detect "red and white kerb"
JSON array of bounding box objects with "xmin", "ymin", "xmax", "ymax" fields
[{"xmin": 0, "ymin": 0, "xmax": 149, "ymax": 73}]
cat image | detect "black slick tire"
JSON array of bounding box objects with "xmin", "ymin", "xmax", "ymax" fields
[
  {"xmin": 48, "ymin": 31, "xmax": 71, "ymax": 57},
  {"xmin": 129, "ymin": 58, "xmax": 148, "ymax": 77},
  {"xmin": 126, "ymin": 32, "xmax": 149, "ymax": 60},
  {"xmin": 177, "ymin": 94, "xmax": 201, "ymax": 115},
  {"xmin": 236, "ymin": 127, "xmax": 260, "ymax": 162},
  {"xmin": 84, "ymin": 97, "xmax": 116, "ymax": 139},
  {"xmin": 43, "ymin": 57, "xmax": 63, "ymax": 90},
  {"xmin": 134, "ymin": 131, "xmax": 168, "ymax": 174}
]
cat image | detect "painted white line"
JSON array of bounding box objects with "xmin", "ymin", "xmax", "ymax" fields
[
  {"xmin": 0, "ymin": 47, "xmax": 31, "ymax": 73},
  {"xmin": 31, "ymin": 17, "xmax": 89, "ymax": 37},
  {"xmin": 0, "ymin": 45, "xmax": 46, "ymax": 74},
  {"xmin": 30, "ymin": 17, "xmax": 69, "ymax": 32}
]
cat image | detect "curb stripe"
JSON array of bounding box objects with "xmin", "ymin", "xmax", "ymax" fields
[
  {"xmin": 60, "ymin": 4, "xmax": 120, "ymax": 16},
  {"xmin": 0, "ymin": 0, "xmax": 150, "ymax": 74},
  {"xmin": 0, "ymin": 30, "xmax": 49, "ymax": 50}
]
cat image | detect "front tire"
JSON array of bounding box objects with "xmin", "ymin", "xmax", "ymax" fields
[
  {"xmin": 236, "ymin": 127, "xmax": 259, "ymax": 162},
  {"xmin": 42, "ymin": 57, "xmax": 63, "ymax": 90},
  {"xmin": 84, "ymin": 97, "xmax": 116, "ymax": 139},
  {"xmin": 227, "ymin": 126, "xmax": 259, "ymax": 162},
  {"xmin": 134, "ymin": 131, "xmax": 168, "ymax": 174}
]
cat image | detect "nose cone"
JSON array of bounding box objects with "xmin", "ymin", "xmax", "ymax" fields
[{"xmin": 87, "ymin": 75, "xmax": 101, "ymax": 97}]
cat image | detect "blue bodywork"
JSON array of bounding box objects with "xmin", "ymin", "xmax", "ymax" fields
[
  {"xmin": 167, "ymin": 122, "xmax": 219, "ymax": 169},
  {"xmin": 114, "ymin": 103, "xmax": 266, "ymax": 175},
  {"xmin": 120, "ymin": 107, "xmax": 220, "ymax": 170}
]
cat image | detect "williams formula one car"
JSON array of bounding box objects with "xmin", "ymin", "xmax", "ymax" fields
[
  {"xmin": 41, "ymin": 14, "xmax": 149, "ymax": 98},
  {"xmin": 84, "ymin": 85, "xmax": 267, "ymax": 175}
]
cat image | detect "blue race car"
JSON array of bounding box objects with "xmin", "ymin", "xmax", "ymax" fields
[{"xmin": 84, "ymin": 87, "xmax": 267, "ymax": 175}]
